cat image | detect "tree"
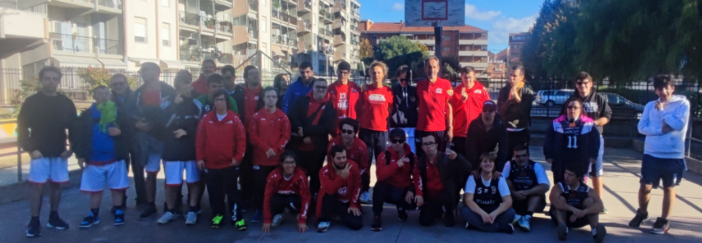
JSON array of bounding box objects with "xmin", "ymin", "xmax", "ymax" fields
[
  {"xmin": 374, "ymin": 36, "xmax": 428, "ymax": 79},
  {"xmin": 520, "ymin": 0, "xmax": 565, "ymax": 80},
  {"xmin": 78, "ymin": 67, "xmax": 138, "ymax": 96},
  {"xmin": 417, "ymin": 43, "xmax": 429, "ymax": 53},
  {"xmin": 359, "ymin": 38, "xmax": 374, "ymax": 65}
]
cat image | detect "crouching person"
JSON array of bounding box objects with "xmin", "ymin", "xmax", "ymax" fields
[
  {"xmin": 550, "ymin": 163, "xmax": 606, "ymax": 243},
  {"xmin": 461, "ymin": 153, "xmax": 515, "ymax": 234},
  {"xmin": 316, "ymin": 145, "xmax": 363, "ymax": 232},
  {"xmin": 261, "ymin": 151, "xmax": 312, "ymax": 233},
  {"xmin": 75, "ymin": 86, "xmax": 130, "ymax": 228}
]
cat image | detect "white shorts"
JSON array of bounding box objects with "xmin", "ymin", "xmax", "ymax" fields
[
  {"xmin": 144, "ymin": 153, "xmax": 162, "ymax": 173},
  {"xmin": 589, "ymin": 135, "xmax": 605, "ymax": 177},
  {"xmin": 28, "ymin": 157, "xmax": 69, "ymax": 184},
  {"xmin": 80, "ymin": 160, "xmax": 129, "ymax": 193},
  {"xmin": 164, "ymin": 161, "xmax": 200, "ymax": 186}
]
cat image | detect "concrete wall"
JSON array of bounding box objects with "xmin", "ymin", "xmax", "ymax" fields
[{"xmin": 125, "ymin": 0, "xmax": 159, "ymax": 60}]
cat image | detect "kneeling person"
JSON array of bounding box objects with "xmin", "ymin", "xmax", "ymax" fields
[
  {"xmin": 261, "ymin": 151, "xmax": 312, "ymax": 233},
  {"xmin": 502, "ymin": 145, "xmax": 550, "ymax": 231},
  {"xmin": 75, "ymin": 86, "xmax": 129, "ymax": 228},
  {"xmin": 549, "ymin": 163, "xmax": 606, "ymax": 243},
  {"xmin": 371, "ymin": 128, "xmax": 418, "ymax": 231},
  {"xmin": 316, "ymin": 145, "xmax": 363, "ymax": 232},
  {"xmin": 461, "ymin": 153, "xmax": 515, "ymax": 234}
]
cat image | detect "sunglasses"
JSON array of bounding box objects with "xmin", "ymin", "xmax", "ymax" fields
[
  {"xmin": 482, "ymin": 108, "xmax": 495, "ymax": 113},
  {"xmin": 576, "ymin": 81, "xmax": 591, "ymax": 86},
  {"xmin": 399, "ymin": 79, "xmax": 407, "ymax": 83},
  {"xmin": 340, "ymin": 129, "xmax": 354, "ymax": 135},
  {"xmin": 391, "ymin": 138, "xmax": 405, "ymax": 144}
]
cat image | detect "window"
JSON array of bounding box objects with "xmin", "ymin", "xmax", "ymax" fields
[
  {"xmin": 261, "ymin": 17, "xmax": 267, "ymax": 33},
  {"xmin": 443, "ymin": 35, "xmax": 450, "ymax": 40},
  {"xmin": 134, "ymin": 17, "xmax": 147, "ymax": 43},
  {"xmin": 161, "ymin": 23, "xmax": 170, "ymax": 46},
  {"xmin": 161, "ymin": 0, "xmax": 169, "ymax": 7},
  {"xmin": 372, "ymin": 35, "xmax": 376, "ymax": 40},
  {"xmin": 443, "ymin": 47, "xmax": 450, "ymax": 51}
]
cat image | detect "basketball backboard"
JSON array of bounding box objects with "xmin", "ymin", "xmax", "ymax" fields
[{"xmin": 405, "ymin": 0, "xmax": 465, "ymax": 27}]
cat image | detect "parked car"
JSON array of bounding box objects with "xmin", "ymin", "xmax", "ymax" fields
[
  {"xmin": 535, "ymin": 89, "xmax": 574, "ymax": 107},
  {"xmin": 601, "ymin": 92, "xmax": 644, "ymax": 111}
]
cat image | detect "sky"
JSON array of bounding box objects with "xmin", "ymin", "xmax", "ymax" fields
[{"xmin": 357, "ymin": 0, "xmax": 544, "ymax": 52}]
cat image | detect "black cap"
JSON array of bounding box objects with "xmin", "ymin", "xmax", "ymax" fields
[
  {"xmin": 483, "ymin": 100, "xmax": 497, "ymax": 111},
  {"xmin": 389, "ymin": 128, "xmax": 406, "ymax": 140},
  {"xmin": 338, "ymin": 61, "xmax": 351, "ymax": 72}
]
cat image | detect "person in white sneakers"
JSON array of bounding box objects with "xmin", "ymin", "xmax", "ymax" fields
[
  {"xmin": 74, "ymin": 86, "xmax": 129, "ymax": 228},
  {"xmin": 502, "ymin": 145, "xmax": 550, "ymax": 231},
  {"xmin": 18, "ymin": 66, "xmax": 77, "ymax": 237},
  {"xmin": 629, "ymin": 74, "xmax": 689, "ymax": 234},
  {"xmin": 550, "ymin": 163, "xmax": 606, "ymax": 243}
]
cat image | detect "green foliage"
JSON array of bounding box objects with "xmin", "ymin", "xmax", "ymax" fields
[
  {"xmin": 374, "ymin": 36, "xmax": 428, "ymax": 79},
  {"xmin": 359, "ymin": 38, "xmax": 374, "ymax": 65},
  {"xmin": 78, "ymin": 67, "xmax": 138, "ymax": 96},
  {"xmin": 441, "ymin": 56, "xmax": 460, "ymax": 81}
]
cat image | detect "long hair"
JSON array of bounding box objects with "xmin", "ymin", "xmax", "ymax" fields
[{"xmin": 210, "ymin": 89, "xmax": 232, "ymax": 111}]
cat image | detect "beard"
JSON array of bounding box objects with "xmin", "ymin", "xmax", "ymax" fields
[{"xmin": 333, "ymin": 162, "xmax": 347, "ymax": 170}]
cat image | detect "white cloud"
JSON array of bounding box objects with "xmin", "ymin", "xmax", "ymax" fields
[
  {"xmin": 489, "ymin": 15, "xmax": 537, "ymax": 44},
  {"xmin": 392, "ymin": 3, "xmax": 404, "ymax": 11},
  {"xmin": 465, "ymin": 4, "xmax": 501, "ymax": 21}
]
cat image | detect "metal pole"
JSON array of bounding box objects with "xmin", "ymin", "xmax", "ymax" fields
[{"xmin": 434, "ymin": 26, "xmax": 442, "ymax": 74}]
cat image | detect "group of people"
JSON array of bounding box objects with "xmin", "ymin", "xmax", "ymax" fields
[{"xmin": 18, "ymin": 56, "xmax": 688, "ymax": 242}]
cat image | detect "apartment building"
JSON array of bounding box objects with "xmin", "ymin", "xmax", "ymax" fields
[
  {"xmin": 507, "ymin": 32, "xmax": 527, "ymax": 68},
  {"xmin": 359, "ymin": 20, "xmax": 489, "ymax": 72}
]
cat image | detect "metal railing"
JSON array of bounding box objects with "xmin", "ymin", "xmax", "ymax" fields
[
  {"xmin": 179, "ymin": 11, "xmax": 201, "ymax": 26},
  {"xmin": 216, "ymin": 21, "xmax": 233, "ymax": 34},
  {"xmin": 98, "ymin": 0, "xmax": 122, "ymax": 9},
  {"xmin": 49, "ymin": 33, "xmax": 124, "ymax": 55}
]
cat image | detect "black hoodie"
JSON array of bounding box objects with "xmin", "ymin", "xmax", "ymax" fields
[
  {"xmin": 161, "ymin": 92, "xmax": 201, "ymax": 161},
  {"xmin": 465, "ymin": 114, "xmax": 509, "ymax": 169},
  {"xmin": 122, "ymin": 81, "xmax": 176, "ymax": 141}
]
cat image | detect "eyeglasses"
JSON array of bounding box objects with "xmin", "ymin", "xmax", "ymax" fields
[
  {"xmin": 399, "ymin": 79, "xmax": 407, "ymax": 83},
  {"xmin": 422, "ymin": 142, "xmax": 437, "ymax": 147},
  {"xmin": 515, "ymin": 154, "xmax": 528, "ymax": 159},
  {"xmin": 340, "ymin": 129, "xmax": 354, "ymax": 135},
  {"xmin": 391, "ymin": 138, "xmax": 406, "ymax": 144},
  {"xmin": 482, "ymin": 108, "xmax": 495, "ymax": 113},
  {"xmin": 576, "ymin": 81, "xmax": 591, "ymax": 86},
  {"xmin": 338, "ymin": 71, "xmax": 350, "ymax": 75},
  {"xmin": 314, "ymin": 86, "xmax": 328, "ymax": 90},
  {"xmin": 567, "ymin": 106, "xmax": 581, "ymax": 110}
]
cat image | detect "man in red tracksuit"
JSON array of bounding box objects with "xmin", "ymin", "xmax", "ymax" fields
[
  {"xmin": 261, "ymin": 151, "xmax": 312, "ymax": 233},
  {"xmin": 315, "ymin": 145, "xmax": 363, "ymax": 233},
  {"xmin": 195, "ymin": 90, "xmax": 247, "ymax": 230},
  {"xmin": 450, "ymin": 66, "xmax": 490, "ymax": 159},
  {"xmin": 248, "ymin": 87, "xmax": 291, "ymax": 223},
  {"xmin": 327, "ymin": 118, "xmax": 370, "ymax": 201},
  {"xmin": 415, "ymin": 56, "xmax": 454, "ymax": 159},
  {"xmin": 327, "ymin": 61, "xmax": 361, "ymax": 134},
  {"xmin": 371, "ymin": 128, "xmax": 419, "ymax": 231}
]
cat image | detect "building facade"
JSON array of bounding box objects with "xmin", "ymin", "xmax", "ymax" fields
[
  {"xmin": 507, "ymin": 32, "xmax": 527, "ymax": 68},
  {"xmin": 358, "ymin": 20, "xmax": 489, "ymax": 72}
]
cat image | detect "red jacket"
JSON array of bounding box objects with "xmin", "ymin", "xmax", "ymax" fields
[
  {"xmin": 450, "ymin": 82, "xmax": 490, "ymax": 137},
  {"xmin": 327, "ymin": 136, "xmax": 370, "ymax": 175},
  {"xmin": 327, "ymin": 81, "xmax": 361, "ymax": 134},
  {"xmin": 316, "ymin": 160, "xmax": 362, "ymax": 218},
  {"xmin": 248, "ymin": 108, "xmax": 291, "ymax": 166},
  {"xmin": 195, "ymin": 110, "xmax": 247, "ymax": 169},
  {"xmin": 376, "ymin": 143, "xmax": 416, "ymax": 189},
  {"xmin": 263, "ymin": 167, "xmax": 311, "ymax": 224},
  {"xmin": 413, "ymin": 157, "xmax": 444, "ymax": 198},
  {"xmin": 192, "ymin": 75, "xmax": 209, "ymax": 96}
]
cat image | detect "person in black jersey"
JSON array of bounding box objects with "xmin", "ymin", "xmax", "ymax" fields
[
  {"xmin": 461, "ymin": 153, "xmax": 515, "ymax": 234},
  {"xmin": 502, "ymin": 145, "xmax": 550, "ymax": 231},
  {"xmin": 549, "ymin": 163, "xmax": 606, "ymax": 243}
]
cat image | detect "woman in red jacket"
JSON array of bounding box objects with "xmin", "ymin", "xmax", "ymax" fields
[
  {"xmin": 248, "ymin": 87, "xmax": 291, "ymax": 223},
  {"xmin": 195, "ymin": 89, "xmax": 247, "ymax": 230},
  {"xmin": 261, "ymin": 151, "xmax": 311, "ymax": 233}
]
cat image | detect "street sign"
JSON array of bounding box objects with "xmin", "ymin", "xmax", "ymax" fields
[{"xmin": 405, "ymin": 0, "xmax": 465, "ymax": 27}]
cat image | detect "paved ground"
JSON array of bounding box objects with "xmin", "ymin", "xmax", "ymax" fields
[{"xmin": 1, "ymin": 147, "xmax": 701, "ymax": 243}]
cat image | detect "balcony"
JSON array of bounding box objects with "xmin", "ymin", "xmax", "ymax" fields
[
  {"xmin": 333, "ymin": 2, "xmax": 347, "ymax": 18},
  {"xmin": 216, "ymin": 21, "xmax": 233, "ymax": 37},
  {"xmin": 248, "ymin": 0, "xmax": 259, "ymax": 12},
  {"xmin": 0, "ymin": 9, "xmax": 47, "ymax": 58},
  {"xmin": 352, "ymin": 10, "xmax": 360, "ymax": 20},
  {"xmin": 298, "ymin": 0, "xmax": 312, "ymax": 13},
  {"xmin": 319, "ymin": 9, "xmax": 333, "ymax": 24},
  {"xmin": 459, "ymin": 39, "xmax": 488, "ymax": 45},
  {"xmin": 97, "ymin": 0, "xmax": 122, "ymax": 14},
  {"xmin": 350, "ymin": 24, "xmax": 359, "ymax": 33},
  {"xmin": 297, "ymin": 41, "xmax": 312, "ymax": 54},
  {"xmin": 49, "ymin": 32, "xmax": 124, "ymax": 55},
  {"xmin": 272, "ymin": 34, "xmax": 297, "ymax": 47},
  {"xmin": 273, "ymin": 11, "xmax": 298, "ymax": 26},
  {"xmin": 179, "ymin": 11, "xmax": 200, "ymax": 31},
  {"xmin": 458, "ymin": 50, "xmax": 489, "ymax": 57},
  {"xmin": 297, "ymin": 20, "xmax": 311, "ymax": 33},
  {"xmin": 214, "ymin": 0, "xmax": 233, "ymax": 10},
  {"xmin": 334, "ymin": 34, "xmax": 346, "ymax": 46},
  {"xmin": 334, "ymin": 50, "xmax": 346, "ymax": 62}
]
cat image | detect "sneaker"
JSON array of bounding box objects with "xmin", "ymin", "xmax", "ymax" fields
[
  {"xmin": 114, "ymin": 209, "xmax": 125, "ymax": 226},
  {"xmin": 512, "ymin": 214, "xmax": 522, "ymax": 225},
  {"xmin": 79, "ymin": 212, "xmax": 100, "ymax": 228},
  {"xmin": 593, "ymin": 224, "xmax": 606, "ymax": 243},
  {"xmin": 628, "ymin": 210, "xmax": 649, "ymax": 228},
  {"xmin": 26, "ymin": 218, "xmax": 41, "ymax": 238},
  {"xmin": 464, "ymin": 222, "xmax": 470, "ymax": 230},
  {"xmin": 397, "ymin": 208, "xmax": 408, "ymax": 221},
  {"xmin": 271, "ymin": 214, "xmax": 284, "ymax": 227},
  {"xmin": 157, "ymin": 212, "xmax": 175, "ymax": 225},
  {"xmin": 211, "ymin": 214, "xmax": 224, "ymax": 229},
  {"xmin": 235, "ymin": 219, "xmax": 247, "ymax": 231},
  {"xmin": 251, "ymin": 210, "xmax": 262, "ymax": 223},
  {"xmin": 444, "ymin": 211, "xmax": 455, "ymax": 227},
  {"xmin": 650, "ymin": 217, "xmax": 670, "ymax": 235},
  {"xmin": 185, "ymin": 212, "xmax": 197, "ymax": 225},
  {"xmin": 47, "ymin": 214, "xmax": 70, "ymax": 230},
  {"xmin": 371, "ymin": 216, "xmax": 382, "ymax": 231},
  {"xmin": 557, "ymin": 223, "xmax": 569, "ymax": 241},
  {"xmin": 600, "ymin": 207, "xmax": 609, "ymax": 215},
  {"xmin": 360, "ymin": 192, "xmax": 371, "ymax": 204},
  {"xmin": 518, "ymin": 215, "xmax": 532, "ymax": 231},
  {"xmin": 317, "ymin": 221, "xmax": 330, "ymax": 233},
  {"xmin": 498, "ymin": 223, "xmax": 514, "ymax": 234},
  {"xmin": 139, "ymin": 204, "xmax": 157, "ymax": 221}
]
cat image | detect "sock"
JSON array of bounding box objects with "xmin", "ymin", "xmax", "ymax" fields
[
  {"xmin": 189, "ymin": 206, "xmax": 197, "ymax": 213},
  {"xmin": 31, "ymin": 216, "xmax": 39, "ymax": 221},
  {"xmin": 91, "ymin": 208, "xmax": 100, "ymax": 216},
  {"xmin": 526, "ymin": 211, "xmax": 534, "ymax": 217},
  {"xmin": 592, "ymin": 227, "xmax": 597, "ymax": 236},
  {"xmin": 50, "ymin": 211, "xmax": 58, "ymax": 217}
]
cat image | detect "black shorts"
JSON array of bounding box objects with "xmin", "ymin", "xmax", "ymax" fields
[{"xmin": 641, "ymin": 154, "xmax": 685, "ymax": 189}]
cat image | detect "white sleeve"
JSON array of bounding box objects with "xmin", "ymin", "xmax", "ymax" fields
[
  {"xmin": 533, "ymin": 163, "xmax": 551, "ymax": 186},
  {"xmin": 465, "ymin": 175, "xmax": 476, "ymax": 194},
  {"xmin": 501, "ymin": 161, "xmax": 511, "ymax": 178},
  {"xmin": 498, "ymin": 177, "xmax": 511, "ymax": 197}
]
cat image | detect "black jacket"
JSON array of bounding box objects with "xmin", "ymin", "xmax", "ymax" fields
[
  {"xmin": 122, "ymin": 82, "xmax": 176, "ymax": 141},
  {"xmin": 288, "ymin": 95, "xmax": 336, "ymax": 152},
  {"xmin": 559, "ymin": 91, "xmax": 612, "ymax": 134},
  {"xmin": 73, "ymin": 107, "xmax": 130, "ymax": 163},
  {"xmin": 17, "ymin": 92, "xmax": 77, "ymax": 157},
  {"xmin": 161, "ymin": 94, "xmax": 200, "ymax": 161},
  {"xmin": 465, "ymin": 114, "xmax": 509, "ymax": 169},
  {"xmin": 390, "ymin": 84, "xmax": 419, "ymax": 127},
  {"xmin": 497, "ymin": 85, "xmax": 534, "ymax": 130},
  {"xmin": 417, "ymin": 152, "xmax": 471, "ymax": 204},
  {"xmin": 232, "ymin": 84, "xmax": 265, "ymax": 121}
]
